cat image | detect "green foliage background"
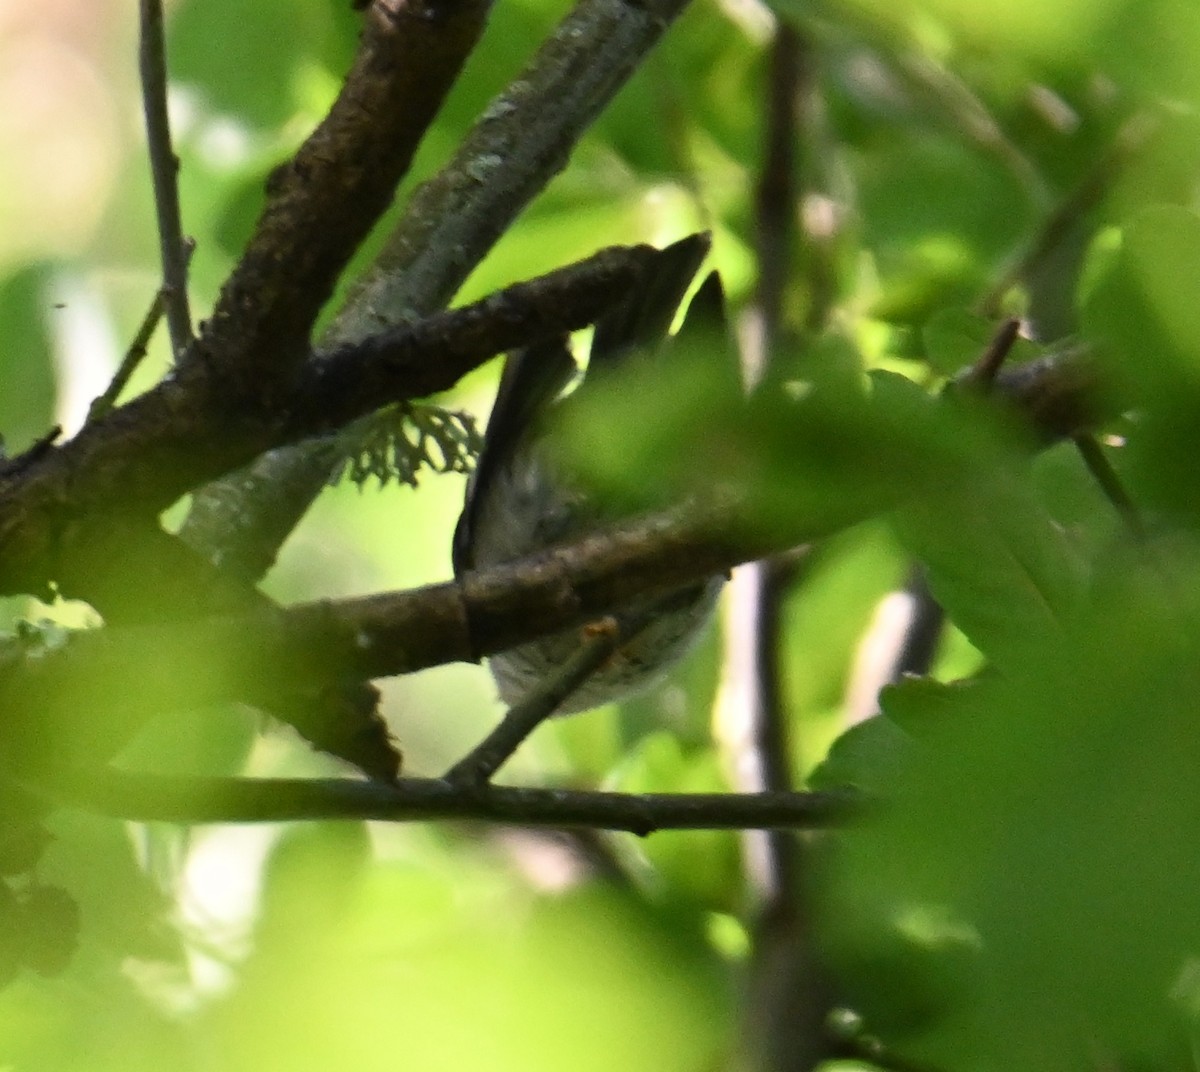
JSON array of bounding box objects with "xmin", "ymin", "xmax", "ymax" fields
[{"xmin": 2, "ymin": 0, "xmax": 1200, "ymax": 1069}]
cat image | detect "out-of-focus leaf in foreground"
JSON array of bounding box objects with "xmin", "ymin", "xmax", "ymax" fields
[
  {"xmin": 821, "ymin": 543, "xmax": 1200, "ymax": 1072},
  {"xmin": 207, "ymin": 833, "xmax": 731, "ymax": 1072},
  {"xmin": 556, "ymin": 332, "xmax": 1029, "ymax": 550},
  {"xmin": 1082, "ymin": 204, "xmax": 1200, "ymax": 530}
]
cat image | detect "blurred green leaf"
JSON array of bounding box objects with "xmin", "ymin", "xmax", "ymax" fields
[
  {"xmin": 780, "ymin": 521, "xmax": 906, "ymax": 719},
  {"xmin": 115, "ymin": 703, "xmax": 257, "ymax": 777},
  {"xmin": 892, "ymin": 452, "xmax": 1088, "ymax": 668},
  {"xmin": 823, "ymin": 542, "xmax": 1200, "ymax": 1072},
  {"xmin": 877, "ymin": 673, "xmax": 977, "ymax": 736},
  {"xmin": 210, "ymin": 860, "xmax": 731, "ymax": 1071},
  {"xmin": 1081, "ymin": 204, "xmax": 1200, "ymax": 527},
  {"xmin": 560, "ymin": 348, "xmax": 1016, "ymax": 552},
  {"xmin": 808, "ymin": 715, "xmax": 913, "ymax": 793},
  {"xmin": 612, "ymin": 733, "xmax": 742, "ymax": 911},
  {"xmin": 168, "ymin": 0, "xmax": 355, "ymax": 128},
  {"xmin": 0, "ymin": 264, "xmax": 59, "ymax": 454},
  {"xmin": 39, "ymin": 810, "xmax": 181, "ymax": 967}
]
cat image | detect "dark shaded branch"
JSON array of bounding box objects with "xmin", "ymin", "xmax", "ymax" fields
[
  {"xmin": 754, "ymin": 23, "xmax": 802, "ymax": 353},
  {"xmin": 738, "ymin": 24, "xmax": 838, "ymax": 1072},
  {"xmin": 973, "ymin": 343, "xmax": 1101, "ymax": 441},
  {"xmin": 744, "ymin": 18, "xmax": 807, "ymax": 899},
  {"xmin": 1072, "ymin": 432, "xmax": 1144, "ymax": 538},
  {"xmin": 48, "ymin": 771, "xmax": 862, "ymax": 833},
  {"xmin": 0, "ymin": 243, "xmax": 663, "ymax": 600},
  {"xmin": 178, "ymin": 440, "xmax": 348, "ymax": 583},
  {"xmin": 0, "ymin": 0, "xmax": 492, "ymax": 604},
  {"xmin": 329, "ymin": 0, "xmax": 701, "ymax": 343},
  {"xmin": 0, "ymin": 344, "xmax": 1107, "ymax": 773},
  {"xmin": 138, "ymin": 0, "xmax": 192, "ymax": 356},
  {"xmin": 0, "ymin": 507, "xmax": 747, "ymax": 774},
  {"xmin": 184, "ymin": 0, "xmax": 491, "ymax": 386},
  {"xmin": 281, "ymin": 243, "xmax": 665, "ymax": 439},
  {"xmin": 960, "ymin": 317, "xmax": 1021, "ymax": 390},
  {"xmin": 186, "ymin": 0, "xmax": 701, "ymax": 583}
]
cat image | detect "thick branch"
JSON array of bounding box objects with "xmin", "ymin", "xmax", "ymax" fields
[
  {"xmin": 0, "ymin": 346, "xmax": 1105, "ymax": 773},
  {"xmin": 0, "ymin": 0, "xmax": 491, "ymax": 602},
  {"xmin": 281, "ymin": 243, "xmax": 664, "ymax": 438},
  {"xmin": 329, "ymin": 0, "xmax": 700, "ymax": 343},
  {"xmin": 186, "ymin": 0, "xmax": 701, "ymax": 582},
  {"xmin": 186, "ymin": 0, "xmax": 491, "ymax": 387},
  {"xmin": 0, "ymin": 244, "xmax": 660, "ymax": 599},
  {"xmin": 0, "ymin": 507, "xmax": 745, "ymax": 774},
  {"xmin": 50, "ymin": 772, "xmax": 861, "ymax": 833}
]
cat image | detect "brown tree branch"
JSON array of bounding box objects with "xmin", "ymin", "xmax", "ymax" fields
[
  {"xmin": 737, "ymin": 23, "xmax": 838, "ymax": 1072},
  {"xmin": 138, "ymin": 0, "xmax": 192, "ymax": 357},
  {"xmin": 444, "ymin": 616, "xmax": 630, "ymax": 787},
  {"xmin": 0, "ymin": 0, "xmax": 491, "ymax": 607},
  {"xmin": 185, "ymin": 0, "xmax": 702, "ymax": 585},
  {"xmin": 46, "ymin": 771, "xmax": 861, "ymax": 833},
  {"xmin": 185, "ymin": 0, "xmax": 492, "ymax": 388},
  {"xmin": 0, "ymin": 507, "xmax": 745, "ymax": 775},
  {"xmin": 0, "ymin": 243, "xmax": 664, "ymax": 602},
  {"xmin": 328, "ymin": 0, "xmax": 702, "ymax": 344},
  {"xmin": 0, "ymin": 343, "xmax": 1105, "ymax": 778},
  {"xmin": 280, "ymin": 243, "xmax": 666, "ymax": 439}
]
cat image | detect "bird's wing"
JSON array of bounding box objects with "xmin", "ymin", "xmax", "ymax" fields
[{"xmin": 452, "ymin": 337, "xmax": 576, "ymax": 575}]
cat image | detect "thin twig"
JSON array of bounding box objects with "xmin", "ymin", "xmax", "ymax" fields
[
  {"xmin": 977, "ymin": 113, "xmax": 1156, "ymax": 319},
  {"xmin": 89, "ymin": 240, "xmax": 195, "ymax": 423},
  {"xmin": 46, "ymin": 771, "xmax": 863, "ymax": 833},
  {"xmin": 961, "ymin": 317, "xmax": 1021, "ymax": 390},
  {"xmin": 1072, "ymin": 433, "xmax": 1144, "ymax": 539},
  {"xmin": 445, "ymin": 615, "xmax": 631, "ymax": 786},
  {"xmin": 138, "ymin": 0, "xmax": 193, "ymax": 357}
]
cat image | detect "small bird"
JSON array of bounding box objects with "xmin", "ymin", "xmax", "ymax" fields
[{"xmin": 452, "ymin": 233, "xmax": 727, "ymax": 714}]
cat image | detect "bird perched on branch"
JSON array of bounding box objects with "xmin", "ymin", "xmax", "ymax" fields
[{"xmin": 453, "ymin": 232, "xmax": 728, "ymax": 714}]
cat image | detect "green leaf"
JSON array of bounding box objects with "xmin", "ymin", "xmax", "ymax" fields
[
  {"xmin": 0, "ymin": 264, "xmax": 59, "ymax": 454},
  {"xmin": 213, "ymin": 861, "xmax": 731, "ymax": 1072},
  {"xmin": 824, "ymin": 543, "xmax": 1200, "ymax": 1072},
  {"xmin": 168, "ymin": 0, "xmax": 353, "ymax": 129},
  {"xmin": 612, "ymin": 733, "xmax": 742, "ymax": 911},
  {"xmin": 891, "ymin": 452, "xmax": 1088, "ymax": 668},
  {"xmin": 808, "ymin": 715, "xmax": 914, "ymax": 794},
  {"xmin": 878, "ymin": 674, "xmax": 977, "ymax": 736},
  {"xmin": 1081, "ymin": 205, "xmax": 1200, "ymax": 527}
]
